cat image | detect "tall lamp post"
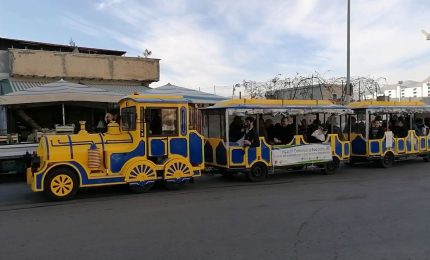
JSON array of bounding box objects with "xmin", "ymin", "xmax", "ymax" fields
[{"xmin": 346, "ymin": 0, "xmax": 351, "ymax": 103}]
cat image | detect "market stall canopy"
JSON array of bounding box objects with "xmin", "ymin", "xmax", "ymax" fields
[
  {"xmin": 0, "ymin": 79, "xmax": 124, "ymax": 105},
  {"xmin": 143, "ymin": 83, "xmax": 227, "ymax": 104}
]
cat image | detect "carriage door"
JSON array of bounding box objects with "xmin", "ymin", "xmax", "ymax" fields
[{"xmin": 146, "ymin": 107, "xmax": 188, "ymax": 161}]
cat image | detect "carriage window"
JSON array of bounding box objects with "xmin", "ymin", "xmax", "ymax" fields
[
  {"xmin": 121, "ymin": 106, "xmax": 136, "ymax": 131},
  {"xmin": 147, "ymin": 108, "xmax": 178, "ymax": 136},
  {"xmin": 206, "ymin": 110, "xmax": 225, "ymax": 139}
]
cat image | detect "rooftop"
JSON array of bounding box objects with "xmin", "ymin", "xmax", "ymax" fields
[
  {"xmin": 0, "ymin": 37, "xmax": 126, "ymax": 56},
  {"xmin": 143, "ymin": 83, "xmax": 226, "ymax": 104}
]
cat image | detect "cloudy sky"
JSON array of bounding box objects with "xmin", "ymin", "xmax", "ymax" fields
[{"xmin": 1, "ymin": 0, "xmax": 430, "ymax": 95}]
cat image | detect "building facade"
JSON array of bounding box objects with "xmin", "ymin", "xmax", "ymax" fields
[
  {"xmin": 0, "ymin": 37, "xmax": 160, "ymax": 135},
  {"xmin": 382, "ymin": 79, "xmax": 430, "ymax": 100}
]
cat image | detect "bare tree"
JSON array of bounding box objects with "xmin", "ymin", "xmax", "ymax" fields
[{"xmin": 238, "ymin": 73, "xmax": 385, "ymax": 102}]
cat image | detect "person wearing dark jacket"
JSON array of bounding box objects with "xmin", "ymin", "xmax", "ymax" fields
[
  {"xmin": 274, "ymin": 117, "xmax": 295, "ymax": 144},
  {"xmin": 229, "ymin": 116, "xmax": 244, "ymax": 142},
  {"xmin": 243, "ymin": 117, "xmax": 260, "ymax": 147},
  {"xmin": 369, "ymin": 120, "xmax": 384, "ymax": 139},
  {"xmin": 393, "ymin": 120, "xmax": 408, "ymax": 138}
]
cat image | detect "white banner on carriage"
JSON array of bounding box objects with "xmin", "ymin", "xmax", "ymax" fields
[
  {"xmin": 272, "ymin": 144, "xmax": 332, "ymax": 166},
  {"xmin": 385, "ymin": 131, "xmax": 393, "ymax": 148}
]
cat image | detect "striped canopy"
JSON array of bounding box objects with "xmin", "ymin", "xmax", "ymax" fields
[{"xmin": 1, "ymin": 79, "xmax": 124, "ymax": 105}]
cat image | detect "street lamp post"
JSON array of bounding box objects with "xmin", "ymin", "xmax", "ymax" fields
[{"xmin": 346, "ymin": 0, "xmax": 351, "ymax": 103}]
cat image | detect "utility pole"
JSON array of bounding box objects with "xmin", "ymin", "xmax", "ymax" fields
[{"xmin": 345, "ymin": 0, "xmax": 351, "ymax": 103}]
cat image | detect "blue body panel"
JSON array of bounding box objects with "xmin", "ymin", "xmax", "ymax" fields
[
  {"xmin": 216, "ymin": 143, "xmax": 227, "ymax": 166},
  {"xmin": 247, "ymin": 147, "xmax": 257, "ymax": 165},
  {"xmin": 351, "ymin": 136, "xmax": 366, "ymax": 155},
  {"xmin": 204, "ymin": 141, "xmax": 213, "ymax": 163},
  {"xmin": 170, "ymin": 138, "xmax": 188, "ymax": 157},
  {"xmin": 150, "ymin": 139, "xmax": 165, "ymax": 157},
  {"xmin": 110, "ymin": 141, "xmax": 145, "ymax": 173},
  {"xmin": 189, "ymin": 132, "xmax": 203, "ymax": 164},
  {"xmin": 231, "ymin": 149, "xmax": 244, "ymax": 164},
  {"xmin": 261, "ymin": 142, "xmax": 271, "ymax": 164}
]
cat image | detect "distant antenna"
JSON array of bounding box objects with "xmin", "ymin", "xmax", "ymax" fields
[
  {"xmin": 69, "ymin": 38, "xmax": 79, "ymax": 53},
  {"xmin": 143, "ymin": 49, "xmax": 152, "ymax": 58},
  {"xmin": 69, "ymin": 38, "xmax": 76, "ymax": 47}
]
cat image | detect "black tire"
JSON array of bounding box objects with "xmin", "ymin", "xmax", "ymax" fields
[
  {"xmin": 246, "ymin": 163, "xmax": 268, "ymax": 182},
  {"xmin": 423, "ymin": 154, "xmax": 430, "ymax": 162},
  {"xmin": 380, "ymin": 153, "xmax": 394, "ymax": 168},
  {"xmin": 129, "ymin": 181, "xmax": 155, "ymax": 193},
  {"xmin": 43, "ymin": 167, "xmax": 79, "ymax": 201},
  {"xmin": 321, "ymin": 157, "xmax": 340, "ymax": 175},
  {"xmin": 163, "ymin": 180, "xmax": 182, "ymax": 190}
]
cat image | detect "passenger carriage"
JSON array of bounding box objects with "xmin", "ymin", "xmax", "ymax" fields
[
  {"xmin": 347, "ymin": 100, "xmax": 430, "ymax": 167},
  {"xmin": 201, "ymin": 99, "xmax": 352, "ymax": 181},
  {"xmin": 26, "ymin": 94, "xmax": 205, "ymax": 200}
]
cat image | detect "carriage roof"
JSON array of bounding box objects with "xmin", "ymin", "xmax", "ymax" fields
[
  {"xmin": 203, "ymin": 99, "xmax": 352, "ymax": 115},
  {"xmin": 349, "ymin": 100, "xmax": 430, "ymax": 113}
]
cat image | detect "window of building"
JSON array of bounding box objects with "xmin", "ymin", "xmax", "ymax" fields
[
  {"xmin": 121, "ymin": 106, "xmax": 136, "ymax": 131},
  {"xmin": 146, "ymin": 108, "xmax": 178, "ymax": 136},
  {"xmin": 332, "ymin": 93, "xmax": 338, "ymax": 100}
]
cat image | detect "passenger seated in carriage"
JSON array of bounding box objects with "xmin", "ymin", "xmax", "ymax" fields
[
  {"xmin": 243, "ymin": 117, "xmax": 260, "ymax": 147},
  {"xmin": 229, "ymin": 116, "xmax": 244, "ymax": 142},
  {"xmin": 413, "ymin": 118, "xmax": 426, "ymax": 136},
  {"xmin": 393, "ymin": 120, "xmax": 408, "ymax": 138},
  {"xmin": 307, "ymin": 119, "xmax": 327, "ymax": 143},
  {"xmin": 273, "ymin": 116, "xmax": 295, "ymax": 145},
  {"xmin": 369, "ymin": 119, "xmax": 384, "ymax": 139}
]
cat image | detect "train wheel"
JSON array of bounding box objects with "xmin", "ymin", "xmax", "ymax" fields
[
  {"xmin": 380, "ymin": 153, "xmax": 394, "ymax": 168},
  {"xmin": 44, "ymin": 168, "xmax": 78, "ymax": 201},
  {"xmin": 246, "ymin": 163, "xmax": 267, "ymax": 182},
  {"xmin": 125, "ymin": 162, "xmax": 157, "ymax": 184},
  {"xmin": 129, "ymin": 181, "xmax": 155, "ymax": 193},
  {"xmin": 163, "ymin": 159, "xmax": 192, "ymax": 190},
  {"xmin": 423, "ymin": 154, "xmax": 430, "ymax": 162},
  {"xmin": 322, "ymin": 157, "xmax": 340, "ymax": 175},
  {"xmin": 164, "ymin": 159, "xmax": 193, "ymax": 179}
]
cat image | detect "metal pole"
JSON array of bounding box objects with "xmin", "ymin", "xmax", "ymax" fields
[
  {"xmin": 358, "ymin": 81, "xmax": 361, "ymax": 101},
  {"xmin": 62, "ymin": 103, "xmax": 65, "ymax": 125},
  {"xmin": 346, "ymin": 0, "xmax": 351, "ymax": 103},
  {"xmin": 225, "ymin": 109, "xmax": 229, "ymax": 150}
]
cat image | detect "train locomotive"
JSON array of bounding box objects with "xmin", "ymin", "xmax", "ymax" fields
[{"xmin": 26, "ymin": 94, "xmax": 205, "ymax": 200}]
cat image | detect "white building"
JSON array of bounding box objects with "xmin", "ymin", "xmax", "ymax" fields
[{"xmin": 382, "ymin": 78, "xmax": 430, "ymax": 100}]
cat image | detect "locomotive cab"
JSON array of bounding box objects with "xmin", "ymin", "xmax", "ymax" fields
[{"xmin": 26, "ymin": 94, "xmax": 205, "ymax": 200}]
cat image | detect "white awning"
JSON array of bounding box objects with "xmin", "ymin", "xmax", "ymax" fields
[{"xmin": 1, "ymin": 79, "xmax": 124, "ymax": 105}]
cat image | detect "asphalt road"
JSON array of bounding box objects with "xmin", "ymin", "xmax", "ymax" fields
[{"xmin": 1, "ymin": 160, "xmax": 430, "ymax": 260}]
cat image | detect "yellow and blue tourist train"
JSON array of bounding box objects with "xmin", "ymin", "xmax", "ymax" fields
[
  {"xmin": 201, "ymin": 99, "xmax": 352, "ymax": 181},
  {"xmin": 26, "ymin": 94, "xmax": 205, "ymax": 200},
  {"xmin": 26, "ymin": 95, "xmax": 430, "ymax": 200},
  {"xmin": 347, "ymin": 100, "xmax": 430, "ymax": 167}
]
